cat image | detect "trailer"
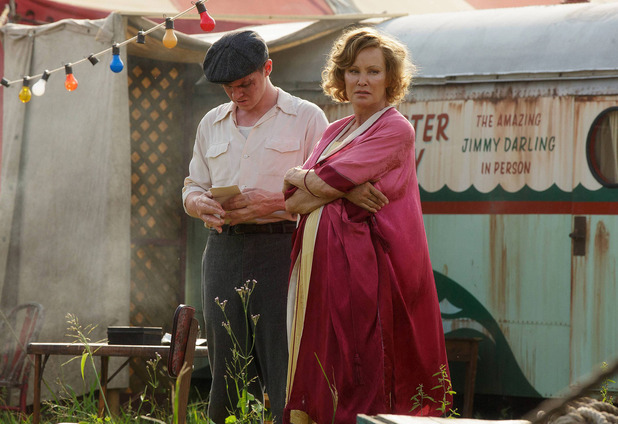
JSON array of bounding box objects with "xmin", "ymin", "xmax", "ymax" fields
[
  {"xmin": 272, "ymin": 2, "xmax": 618, "ymax": 400},
  {"xmin": 387, "ymin": 3, "xmax": 618, "ymax": 399}
]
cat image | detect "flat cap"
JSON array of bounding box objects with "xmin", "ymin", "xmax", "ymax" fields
[{"xmin": 203, "ymin": 30, "xmax": 269, "ymax": 84}]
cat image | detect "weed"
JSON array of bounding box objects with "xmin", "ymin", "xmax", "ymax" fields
[
  {"xmin": 600, "ymin": 362, "xmax": 615, "ymax": 405},
  {"xmin": 54, "ymin": 313, "xmax": 113, "ymax": 421},
  {"xmin": 410, "ymin": 384, "xmax": 435, "ymax": 415},
  {"xmin": 432, "ymin": 364, "xmax": 457, "ymax": 416},
  {"xmin": 215, "ymin": 279, "xmax": 266, "ymax": 424},
  {"xmin": 314, "ymin": 353, "xmax": 338, "ymax": 424},
  {"xmin": 410, "ymin": 364, "xmax": 458, "ymax": 418}
]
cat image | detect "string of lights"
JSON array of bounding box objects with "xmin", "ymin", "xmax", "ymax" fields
[{"xmin": 1, "ymin": 0, "xmax": 216, "ymax": 103}]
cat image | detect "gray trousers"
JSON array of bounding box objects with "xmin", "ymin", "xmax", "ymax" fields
[{"xmin": 202, "ymin": 229, "xmax": 291, "ymax": 424}]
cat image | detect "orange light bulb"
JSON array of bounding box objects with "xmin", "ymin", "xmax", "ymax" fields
[
  {"xmin": 64, "ymin": 65, "xmax": 78, "ymax": 91},
  {"xmin": 162, "ymin": 18, "xmax": 177, "ymax": 49}
]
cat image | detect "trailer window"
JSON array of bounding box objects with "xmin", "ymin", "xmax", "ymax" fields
[{"xmin": 587, "ymin": 107, "xmax": 618, "ymax": 187}]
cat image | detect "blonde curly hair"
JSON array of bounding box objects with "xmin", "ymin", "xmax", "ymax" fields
[{"xmin": 321, "ymin": 27, "xmax": 415, "ymax": 105}]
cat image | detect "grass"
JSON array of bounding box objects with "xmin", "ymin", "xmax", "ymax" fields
[{"xmin": 0, "ymin": 399, "xmax": 210, "ymax": 424}]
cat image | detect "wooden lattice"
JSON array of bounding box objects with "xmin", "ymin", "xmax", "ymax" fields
[{"xmin": 128, "ymin": 57, "xmax": 192, "ymax": 390}]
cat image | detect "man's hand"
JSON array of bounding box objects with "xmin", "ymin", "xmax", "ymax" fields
[
  {"xmin": 344, "ymin": 182, "xmax": 388, "ymax": 213},
  {"xmin": 222, "ymin": 188, "xmax": 284, "ymax": 225},
  {"xmin": 185, "ymin": 191, "xmax": 226, "ymax": 233}
]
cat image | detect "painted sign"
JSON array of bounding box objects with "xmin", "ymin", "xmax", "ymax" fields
[{"xmin": 398, "ymin": 97, "xmax": 602, "ymax": 194}]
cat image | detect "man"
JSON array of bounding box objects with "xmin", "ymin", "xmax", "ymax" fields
[{"xmin": 182, "ymin": 30, "xmax": 328, "ymax": 423}]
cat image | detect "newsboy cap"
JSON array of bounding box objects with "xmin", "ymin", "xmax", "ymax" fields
[{"xmin": 203, "ymin": 30, "xmax": 269, "ymax": 84}]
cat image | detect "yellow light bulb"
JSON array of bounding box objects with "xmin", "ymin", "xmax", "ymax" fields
[
  {"xmin": 19, "ymin": 77, "xmax": 32, "ymax": 103},
  {"xmin": 162, "ymin": 18, "xmax": 177, "ymax": 49},
  {"xmin": 19, "ymin": 86, "xmax": 32, "ymax": 103}
]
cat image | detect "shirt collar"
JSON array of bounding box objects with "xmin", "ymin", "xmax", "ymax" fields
[
  {"xmin": 274, "ymin": 88, "xmax": 299, "ymax": 116},
  {"xmin": 212, "ymin": 87, "xmax": 298, "ymax": 125}
]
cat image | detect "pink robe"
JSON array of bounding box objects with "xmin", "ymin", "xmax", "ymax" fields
[{"xmin": 284, "ymin": 108, "xmax": 450, "ymax": 424}]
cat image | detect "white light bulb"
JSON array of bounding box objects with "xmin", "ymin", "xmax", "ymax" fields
[{"xmin": 32, "ymin": 71, "xmax": 50, "ymax": 97}]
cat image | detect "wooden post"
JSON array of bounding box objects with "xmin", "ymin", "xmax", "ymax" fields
[
  {"xmin": 176, "ymin": 318, "xmax": 199, "ymax": 424},
  {"xmin": 98, "ymin": 356, "xmax": 109, "ymax": 417},
  {"xmin": 32, "ymin": 354, "xmax": 41, "ymax": 424}
]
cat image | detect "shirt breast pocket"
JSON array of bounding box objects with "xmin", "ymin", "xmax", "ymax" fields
[
  {"xmin": 261, "ymin": 138, "xmax": 302, "ymax": 177},
  {"xmin": 206, "ymin": 141, "xmax": 232, "ymax": 185}
]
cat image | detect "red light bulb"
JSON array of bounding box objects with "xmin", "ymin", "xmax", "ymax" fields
[
  {"xmin": 196, "ymin": 1, "xmax": 216, "ymax": 32},
  {"xmin": 64, "ymin": 64, "xmax": 78, "ymax": 91}
]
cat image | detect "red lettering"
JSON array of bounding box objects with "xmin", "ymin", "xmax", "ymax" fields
[
  {"xmin": 407, "ymin": 113, "xmax": 449, "ymax": 142},
  {"xmin": 423, "ymin": 114, "xmax": 435, "ymax": 142},
  {"xmin": 477, "ymin": 115, "xmax": 493, "ymax": 127},
  {"xmin": 409, "ymin": 114, "xmax": 424, "ymax": 129},
  {"xmin": 436, "ymin": 114, "xmax": 449, "ymax": 141}
]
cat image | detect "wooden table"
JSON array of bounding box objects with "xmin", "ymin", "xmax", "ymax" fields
[{"xmin": 27, "ymin": 342, "xmax": 209, "ymax": 424}]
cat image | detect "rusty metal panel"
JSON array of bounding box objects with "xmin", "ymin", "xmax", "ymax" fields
[
  {"xmin": 570, "ymin": 217, "xmax": 618, "ymax": 385},
  {"xmin": 426, "ymin": 214, "xmax": 571, "ymax": 397},
  {"xmin": 570, "ymin": 216, "xmax": 587, "ymax": 256},
  {"xmin": 570, "ymin": 98, "xmax": 618, "ymax": 389}
]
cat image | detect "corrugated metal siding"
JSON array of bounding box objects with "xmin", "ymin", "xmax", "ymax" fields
[{"xmin": 378, "ymin": 3, "xmax": 618, "ymax": 80}]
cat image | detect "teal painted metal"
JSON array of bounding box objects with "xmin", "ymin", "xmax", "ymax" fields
[
  {"xmin": 570, "ymin": 216, "xmax": 618, "ymax": 385},
  {"xmin": 427, "ymin": 215, "xmax": 571, "ymax": 397}
]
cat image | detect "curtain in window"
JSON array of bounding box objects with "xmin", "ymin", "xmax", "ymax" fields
[{"xmin": 598, "ymin": 112, "xmax": 618, "ymax": 183}]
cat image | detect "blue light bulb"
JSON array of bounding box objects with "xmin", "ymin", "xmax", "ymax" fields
[{"xmin": 110, "ymin": 44, "xmax": 124, "ymax": 73}]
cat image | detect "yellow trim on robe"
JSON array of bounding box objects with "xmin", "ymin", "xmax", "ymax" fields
[{"xmin": 286, "ymin": 207, "xmax": 321, "ymax": 402}]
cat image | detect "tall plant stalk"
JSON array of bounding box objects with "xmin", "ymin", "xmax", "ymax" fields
[{"xmin": 215, "ymin": 280, "xmax": 265, "ymax": 424}]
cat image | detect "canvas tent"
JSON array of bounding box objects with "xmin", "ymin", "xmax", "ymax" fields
[
  {"xmin": 1, "ymin": 13, "xmax": 134, "ymax": 398},
  {"xmin": 3, "ymin": 0, "xmax": 361, "ymax": 32}
]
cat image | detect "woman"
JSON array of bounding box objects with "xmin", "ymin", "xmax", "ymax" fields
[{"xmin": 282, "ymin": 27, "xmax": 451, "ymax": 424}]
